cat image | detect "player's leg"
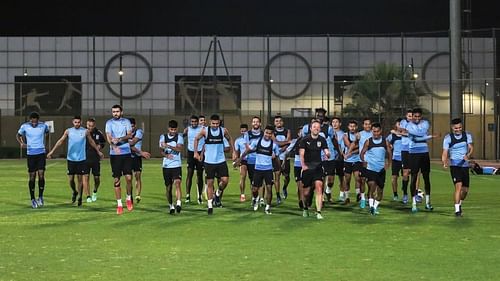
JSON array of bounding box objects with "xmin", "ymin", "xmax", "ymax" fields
[
  {"xmin": 239, "ymin": 163, "xmax": 248, "ymax": 202},
  {"xmin": 174, "ymin": 167, "xmax": 182, "ymax": 213},
  {"xmin": 134, "ymin": 171, "xmax": 142, "ymax": 202},
  {"xmin": 314, "ymin": 178, "xmax": 324, "ymax": 219}
]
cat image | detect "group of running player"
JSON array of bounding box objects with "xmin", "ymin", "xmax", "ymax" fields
[{"xmin": 16, "ymin": 105, "xmax": 473, "ymax": 218}]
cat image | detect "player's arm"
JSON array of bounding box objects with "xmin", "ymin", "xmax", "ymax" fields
[
  {"xmin": 169, "ymin": 134, "xmax": 184, "ymax": 152},
  {"xmin": 359, "ymin": 139, "xmax": 370, "ymax": 162},
  {"xmin": 385, "ymin": 140, "xmax": 392, "ymax": 168},
  {"xmin": 465, "ymin": 143, "xmax": 474, "ymax": 161},
  {"xmin": 47, "ymin": 129, "xmax": 69, "ymax": 159},
  {"xmin": 239, "ymin": 143, "xmax": 256, "ymax": 161},
  {"xmin": 223, "ymin": 128, "xmax": 233, "ymax": 154},
  {"xmin": 347, "ymin": 134, "xmax": 360, "ymax": 155},
  {"xmin": 299, "ymin": 147, "xmax": 307, "ymax": 171},
  {"xmin": 193, "ymin": 128, "xmax": 206, "ymax": 160},
  {"xmin": 183, "ymin": 127, "xmax": 188, "ymax": 138},
  {"xmin": 15, "ymin": 133, "xmax": 27, "ymax": 148},
  {"xmin": 96, "ymin": 130, "xmax": 106, "ymax": 149},
  {"xmin": 86, "ymin": 131, "xmax": 104, "ymax": 159}
]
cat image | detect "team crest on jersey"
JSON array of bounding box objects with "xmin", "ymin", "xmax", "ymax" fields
[{"xmin": 317, "ymin": 141, "xmax": 321, "ymax": 147}]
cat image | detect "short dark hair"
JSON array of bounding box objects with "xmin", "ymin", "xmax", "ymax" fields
[
  {"xmin": 451, "ymin": 118, "xmax": 462, "ymax": 125},
  {"xmin": 210, "ymin": 114, "xmax": 220, "ymax": 121},
  {"xmin": 87, "ymin": 117, "xmax": 96, "ymax": 123},
  {"xmin": 331, "ymin": 116, "xmax": 341, "ymax": 122},
  {"xmin": 169, "ymin": 119, "xmax": 178, "ymax": 128},
  {"xmin": 311, "ymin": 119, "xmax": 322, "ymax": 126},
  {"xmin": 372, "ymin": 122, "xmax": 382, "ymax": 129},
  {"xmin": 73, "ymin": 115, "xmax": 81, "ymax": 120},
  {"xmin": 265, "ymin": 125, "xmax": 275, "ymax": 131},
  {"xmin": 362, "ymin": 117, "xmax": 371, "ymax": 123},
  {"xmin": 348, "ymin": 120, "xmax": 358, "ymax": 126},
  {"xmin": 111, "ymin": 104, "xmax": 123, "ymax": 111},
  {"xmin": 190, "ymin": 115, "xmax": 198, "ymax": 120},
  {"xmin": 128, "ymin": 117, "xmax": 136, "ymax": 125},
  {"xmin": 406, "ymin": 109, "xmax": 413, "ymax": 114},
  {"xmin": 315, "ymin": 108, "xmax": 327, "ymax": 114},
  {"xmin": 273, "ymin": 115, "xmax": 282, "ymax": 120},
  {"xmin": 29, "ymin": 112, "xmax": 40, "ymax": 119},
  {"xmin": 240, "ymin": 124, "xmax": 248, "ymax": 129},
  {"xmin": 396, "ymin": 118, "xmax": 403, "ymax": 123},
  {"xmin": 252, "ymin": 116, "xmax": 261, "ymax": 122},
  {"xmin": 412, "ymin": 108, "xmax": 423, "ymax": 115},
  {"xmin": 199, "ymin": 115, "xmax": 205, "ymax": 119}
]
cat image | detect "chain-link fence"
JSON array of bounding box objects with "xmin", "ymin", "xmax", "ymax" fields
[{"xmin": 1, "ymin": 31, "xmax": 499, "ymax": 159}]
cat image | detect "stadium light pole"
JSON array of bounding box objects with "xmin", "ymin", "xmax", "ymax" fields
[{"xmin": 118, "ymin": 54, "xmax": 123, "ymax": 106}]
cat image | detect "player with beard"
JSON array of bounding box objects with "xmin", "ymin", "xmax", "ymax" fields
[
  {"xmin": 342, "ymin": 120, "xmax": 362, "ymax": 205},
  {"xmin": 183, "ymin": 115, "xmax": 205, "ymax": 204},
  {"xmin": 246, "ymin": 116, "xmax": 264, "ymax": 205},
  {"xmin": 330, "ymin": 117, "xmax": 346, "ymax": 202},
  {"xmin": 299, "ymin": 120, "xmax": 330, "ymax": 220},
  {"xmin": 85, "ymin": 118, "xmax": 106, "ymax": 202},
  {"xmin": 128, "ymin": 118, "xmax": 151, "ymax": 204},
  {"xmin": 347, "ymin": 118, "xmax": 372, "ymax": 209}
]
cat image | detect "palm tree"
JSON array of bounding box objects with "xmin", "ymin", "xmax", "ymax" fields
[{"xmin": 343, "ymin": 62, "xmax": 421, "ymax": 128}]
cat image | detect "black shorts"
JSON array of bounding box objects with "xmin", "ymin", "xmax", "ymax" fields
[
  {"xmin": 110, "ymin": 154, "xmax": 133, "ymax": 178},
  {"xmin": 205, "ymin": 162, "xmax": 229, "ymax": 179},
  {"xmin": 301, "ymin": 166, "xmax": 324, "ymax": 188},
  {"xmin": 86, "ymin": 160, "xmax": 101, "ymax": 176},
  {"xmin": 450, "ymin": 166, "xmax": 470, "ymax": 187},
  {"xmin": 294, "ymin": 166, "xmax": 302, "ymax": 182},
  {"xmin": 344, "ymin": 161, "xmax": 363, "ymax": 174},
  {"xmin": 322, "ymin": 160, "xmax": 335, "ymax": 176},
  {"xmin": 392, "ymin": 160, "xmax": 403, "ymax": 176},
  {"xmin": 252, "ymin": 169, "xmax": 274, "ymax": 187},
  {"xmin": 401, "ymin": 151, "xmax": 411, "ymax": 170},
  {"xmin": 131, "ymin": 156, "xmax": 142, "ymax": 172},
  {"xmin": 163, "ymin": 167, "xmax": 182, "ymax": 186},
  {"xmin": 27, "ymin": 153, "xmax": 46, "ymax": 172},
  {"xmin": 67, "ymin": 160, "xmax": 89, "ymax": 175},
  {"xmin": 333, "ymin": 160, "xmax": 345, "ymax": 177},
  {"xmin": 247, "ymin": 163, "xmax": 256, "ymax": 183},
  {"xmin": 187, "ymin": 150, "xmax": 204, "ymax": 170},
  {"xmin": 365, "ymin": 168, "xmax": 386, "ymax": 189},
  {"xmin": 409, "ymin": 152, "xmax": 430, "ymax": 174}
]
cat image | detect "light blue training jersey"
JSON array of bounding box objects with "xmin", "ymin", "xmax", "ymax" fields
[
  {"xmin": 160, "ymin": 133, "xmax": 184, "ymax": 168},
  {"xmin": 18, "ymin": 121, "xmax": 49, "ymax": 155},
  {"xmin": 67, "ymin": 127, "xmax": 87, "ymax": 161},
  {"xmin": 105, "ymin": 118, "xmax": 132, "ymax": 155},
  {"xmin": 249, "ymin": 138, "xmax": 280, "ymax": 171},
  {"xmin": 399, "ymin": 119, "xmax": 411, "ymax": 152},
  {"xmin": 234, "ymin": 134, "xmax": 248, "ymax": 160},
  {"xmin": 204, "ymin": 127, "xmax": 227, "ymax": 164},
  {"xmin": 344, "ymin": 132, "xmax": 361, "ymax": 163},
  {"xmin": 407, "ymin": 119, "xmax": 430, "ymax": 154},
  {"xmin": 186, "ymin": 125, "xmax": 204, "ymax": 152},
  {"xmin": 386, "ymin": 133, "xmax": 402, "ymax": 161},
  {"xmin": 364, "ymin": 137, "xmax": 387, "ymax": 173},
  {"xmin": 246, "ymin": 129, "xmax": 263, "ymax": 165},
  {"xmin": 443, "ymin": 132, "xmax": 473, "ymax": 167},
  {"xmin": 130, "ymin": 128, "xmax": 143, "ymax": 158}
]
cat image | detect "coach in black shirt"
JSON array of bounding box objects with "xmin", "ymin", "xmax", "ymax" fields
[
  {"xmin": 299, "ymin": 119, "xmax": 330, "ymax": 220},
  {"xmin": 86, "ymin": 118, "xmax": 106, "ymax": 202}
]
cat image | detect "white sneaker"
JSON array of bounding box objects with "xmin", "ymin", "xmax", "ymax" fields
[
  {"xmin": 91, "ymin": 192, "xmax": 97, "ymax": 202},
  {"xmin": 316, "ymin": 212, "xmax": 324, "ymax": 220},
  {"xmin": 86, "ymin": 197, "xmax": 92, "ymax": 203}
]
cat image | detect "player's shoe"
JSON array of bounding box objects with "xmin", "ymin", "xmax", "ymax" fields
[
  {"xmin": 282, "ymin": 187, "xmax": 288, "ymax": 199},
  {"xmin": 455, "ymin": 205, "xmax": 462, "ymax": 217},
  {"xmin": 402, "ymin": 195, "xmax": 408, "ymax": 204},
  {"xmin": 415, "ymin": 195, "xmax": 423, "ymax": 203},
  {"xmin": 425, "ymin": 203, "xmax": 434, "ymax": 211},
  {"xmin": 37, "ymin": 196, "xmax": 44, "ymax": 207},
  {"xmin": 240, "ymin": 194, "xmax": 246, "ymax": 202},
  {"xmin": 369, "ymin": 207, "xmax": 375, "ymax": 215},
  {"xmin": 126, "ymin": 199, "xmax": 133, "ymax": 211},
  {"xmin": 302, "ymin": 209, "xmax": 309, "ymax": 217},
  {"xmin": 207, "ymin": 207, "xmax": 213, "ymax": 215},
  {"xmin": 135, "ymin": 196, "xmax": 141, "ymax": 204},
  {"xmin": 265, "ymin": 208, "xmax": 272, "ymax": 215},
  {"xmin": 77, "ymin": 197, "xmax": 82, "ymax": 207},
  {"xmin": 197, "ymin": 197, "xmax": 203, "ymax": 205},
  {"xmin": 259, "ymin": 198, "xmax": 265, "ymax": 207},
  {"xmin": 341, "ymin": 197, "xmax": 350, "ymax": 205},
  {"xmin": 185, "ymin": 196, "xmax": 190, "ymax": 204},
  {"xmin": 214, "ymin": 194, "xmax": 221, "ymax": 207},
  {"xmin": 393, "ymin": 195, "xmax": 399, "ymax": 201},
  {"xmin": 71, "ymin": 191, "xmax": 78, "ymax": 204},
  {"xmin": 359, "ymin": 199, "xmax": 366, "ymax": 209},
  {"xmin": 86, "ymin": 196, "xmax": 92, "ymax": 203},
  {"xmin": 411, "ymin": 204, "xmax": 418, "ymax": 213},
  {"xmin": 276, "ymin": 194, "xmax": 282, "ymax": 205},
  {"xmin": 169, "ymin": 206, "xmax": 175, "ymax": 215},
  {"xmin": 116, "ymin": 206, "xmax": 123, "ymax": 215},
  {"xmin": 316, "ymin": 212, "xmax": 324, "ymax": 220},
  {"xmin": 176, "ymin": 204, "xmax": 182, "ymax": 214},
  {"xmin": 253, "ymin": 199, "xmax": 259, "ymax": 211},
  {"xmin": 91, "ymin": 192, "xmax": 98, "ymax": 202},
  {"xmin": 31, "ymin": 199, "xmax": 38, "ymax": 209}
]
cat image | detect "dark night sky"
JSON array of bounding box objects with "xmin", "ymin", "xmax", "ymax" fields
[{"xmin": 1, "ymin": 0, "xmax": 500, "ymax": 36}]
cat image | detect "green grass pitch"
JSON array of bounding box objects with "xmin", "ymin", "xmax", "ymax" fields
[{"xmin": 1, "ymin": 159, "xmax": 499, "ymax": 281}]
